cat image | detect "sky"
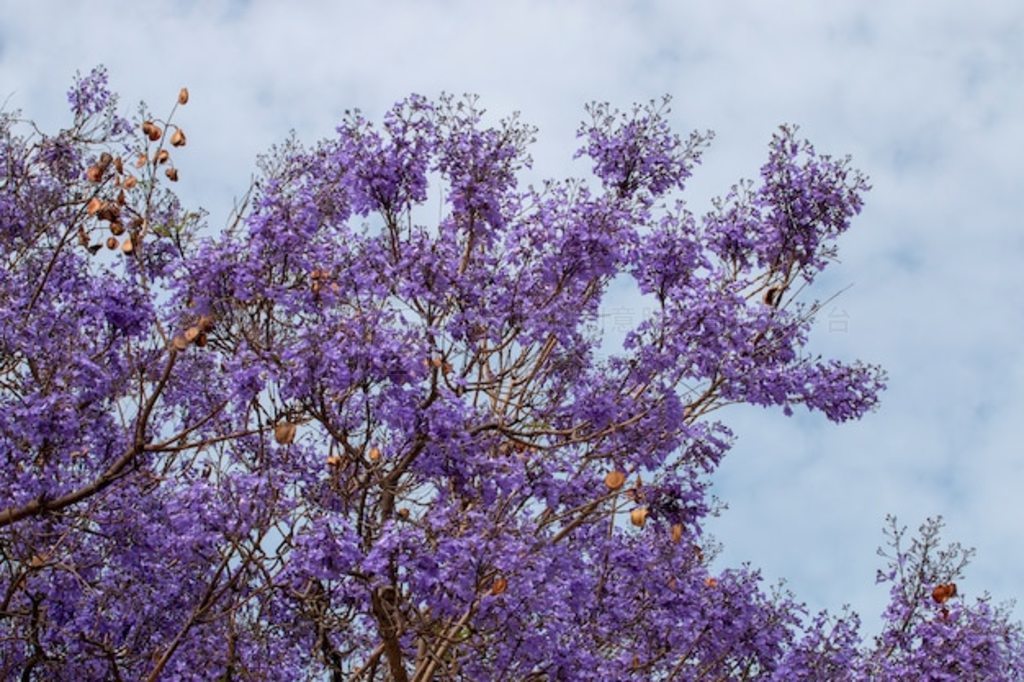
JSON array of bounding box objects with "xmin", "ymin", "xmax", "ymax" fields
[{"xmin": 1, "ymin": 0, "xmax": 1022, "ymax": 636}]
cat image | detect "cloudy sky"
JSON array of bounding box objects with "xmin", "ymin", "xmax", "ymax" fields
[{"xmin": 2, "ymin": 1, "xmax": 1022, "ymax": 635}]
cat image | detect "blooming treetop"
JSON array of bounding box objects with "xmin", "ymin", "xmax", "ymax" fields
[{"xmin": 0, "ymin": 67, "xmax": 1020, "ymax": 680}]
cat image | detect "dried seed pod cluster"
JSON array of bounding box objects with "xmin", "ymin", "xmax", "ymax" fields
[
  {"xmin": 139, "ymin": 86, "xmax": 190, "ymax": 184},
  {"xmin": 80, "ymin": 90, "xmax": 198, "ymax": 255}
]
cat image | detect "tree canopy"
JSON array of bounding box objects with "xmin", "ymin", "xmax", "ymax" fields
[{"xmin": 0, "ymin": 67, "xmax": 1020, "ymax": 680}]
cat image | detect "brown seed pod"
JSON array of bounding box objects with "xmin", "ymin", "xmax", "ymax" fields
[
  {"xmin": 274, "ymin": 422, "xmax": 297, "ymax": 445},
  {"xmin": 630, "ymin": 507, "xmax": 648, "ymax": 528},
  {"xmin": 86, "ymin": 197, "xmax": 102, "ymax": 215},
  {"xmin": 195, "ymin": 331, "xmax": 208, "ymax": 348},
  {"xmin": 109, "ymin": 221, "xmax": 125, "ymax": 236},
  {"xmin": 155, "ymin": 149, "xmax": 170, "ymax": 165},
  {"xmin": 704, "ymin": 576, "xmax": 718, "ymax": 588},
  {"xmin": 197, "ymin": 315, "xmax": 215, "ymax": 332},
  {"xmin": 113, "ymin": 156, "xmax": 124, "ymax": 174},
  {"xmin": 117, "ymin": 190, "xmax": 126, "ymax": 206},
  {"xmin": 106, "ymin": 236, "xmax": 119, "ymax": 250},
  {"xmin": 123, "ymin": 174, "xmax": 137, "ymax": 189},
  {"xmin": 96, "ymin": 203, "xmax": 120, "ymax": 222},
  {"xmin": 171, "ymin": 334, "xmax": 189, "ymax": 351},
  {"xmin": 135, "ymin": 153, "xmax": 147, "ymax": 169},
  {"xmin": 763, "ymin": 286, "xmax": 783, "ymax": 307},
  {"xmin": 98, "ymin": 152, "xmax": 113, "ymax": 169},
  {"xmin": 178, "ymin": 87, "xmax": 189, "ymax": 105},
  {"xmin": 86, "ymin": 165, "xmax": 103, "ymax": 183},
  {"xmin": 430, "ymin": 356, "xmax": 443, "ymax": 369},
  {"xmin": 326, "ymin": 454, "xmax": 343, "ymax": 467},
  {"xmin": 671, "ymin": 523, "xmax": 684, "ymax": 544},
  {"xmin": 368, "ymin": 446, "xmax": 382, "ymax": 461},
  {"xmin": 142, "ymin": 121, "xmax": 162, "ymax": 141},
  {"xmin": 604, "ymin": 470, "xmax": 626, "ymax": 491},
  {"xmin": 170, "ymin": 129, "xmax": 186, "ymax": 147},
  {"xmin": 184, "ymin": 326, "xmax": 201, "ymax": 343},
  {"xmin": 165, "ymin": 167, "xmax": 179, "ymax": 182},
  {"xmin": 490, "ymin": 576, "xmax": 508, "ymax": 596},
  {"xmin": 121, "ymin": 237, "xmax": 134, "ymax": 254},
  {"xmin": 932, "ymin": 582, "xmax": 958, "ymax": 604}
]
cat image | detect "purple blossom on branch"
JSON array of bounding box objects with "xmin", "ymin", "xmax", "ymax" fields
[{"xmin": 0, "ymin": 71, "xmax": 1019, "ymax": 680}]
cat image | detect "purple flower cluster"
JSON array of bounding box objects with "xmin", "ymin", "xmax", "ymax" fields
[{"xmin": 0, "ymin": 72, "xmax": 1020, "ymax": 680}]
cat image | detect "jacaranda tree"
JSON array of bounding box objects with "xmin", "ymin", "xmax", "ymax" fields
[{"xmin": 1, "ymin": 67, "xmax": 1021, "ymax": 680}]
